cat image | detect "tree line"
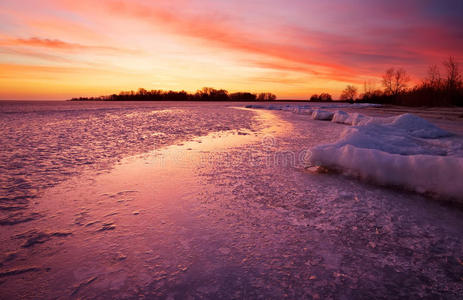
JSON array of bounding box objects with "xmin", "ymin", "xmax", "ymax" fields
[
  {"xmin": 314, "ymin": 56, "xmax": 463, "ymax": 106},
  {"xmin": 70, "ymin": 87, "xmax": 277, "ymax": 102}
]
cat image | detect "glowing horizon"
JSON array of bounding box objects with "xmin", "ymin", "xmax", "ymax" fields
[{"xmin": 1, "ymin": 0, "xmax": 462, "ymax": 100}]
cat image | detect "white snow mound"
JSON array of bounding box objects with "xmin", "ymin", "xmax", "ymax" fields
[
  {"xmin": 332, "ymin": 111, "xmax": 349, "ymax": 123},
  {"xmin": 388, "ymin": 113, "xmax": 452, "ymax": 138},
  {"xmin": 332, "ymin": 111, "xmax": 372, "ymax": 125},
  {"xmin": 312, "ymin": 109, "xmax": 334, "ymax": 121},
  {"xmin": 310, "ymin": 113, "xmax": 463, "ymax": 200}
]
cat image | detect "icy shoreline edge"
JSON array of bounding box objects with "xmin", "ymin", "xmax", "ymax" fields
[{"xmin": 246, "ymin": 104, "xmax": 463, "ymax": 202}]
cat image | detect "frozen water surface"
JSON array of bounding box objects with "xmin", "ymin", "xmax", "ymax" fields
[
  {"xmin": 1, "ymin": 102, "xmax": 463, "ymax": 299},
  {"xmin": 0, "ymin": 101, "xmax": 255, "ymax": 225}
]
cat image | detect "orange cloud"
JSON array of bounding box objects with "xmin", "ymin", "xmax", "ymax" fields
[
  {"xmin": 1, "ymin": 0, "xmax": 461, "ymax": 99},
  {"xmin": 0, "ymin": 36, "xmax": 139, "ymax": 55},
  {"xmin": 106, "ymin": 1, "xmax": 350, "ymax": 69}
]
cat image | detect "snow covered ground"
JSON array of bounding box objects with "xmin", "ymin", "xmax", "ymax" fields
[{"xmin": 248, "ymin": 103, "xmax": 463, "ymax": 202}]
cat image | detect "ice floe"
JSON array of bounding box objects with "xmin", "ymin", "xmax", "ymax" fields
[
  {"xmin": 245, "ymin": 104, "xmax": 463, "ymax": 200},
  {"xmin": 312, "ymin": 109, "xmax": 334, "ymax": 121},
  {"xmin": 309, "ymin": 113, "xmax": 463, "ymax": 200}
]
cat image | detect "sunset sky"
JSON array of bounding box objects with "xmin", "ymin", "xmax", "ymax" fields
[{"xmin": 1, "ymin": 0, "xmax": 462, "ymax": 100}]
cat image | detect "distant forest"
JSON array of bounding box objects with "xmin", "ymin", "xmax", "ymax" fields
[
  {"xmin": 71, "ymin": 57, "xmax": 462, "ymax": 106},
  {"xmin": 70, "ymin": 87, "xmax": 277, "ymax": 102},
  {"xmin": 311, "ymin": 56, "xmax": 463, "ymax": 106}
]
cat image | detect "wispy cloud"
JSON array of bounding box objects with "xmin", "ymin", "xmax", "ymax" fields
[
  {"xmin": 1, "ymin": 36, "xmax": 139, "ymax": 55},
  {"xmin": 0, "ymin": 0, "xmax": 461, "ymax": 99}
]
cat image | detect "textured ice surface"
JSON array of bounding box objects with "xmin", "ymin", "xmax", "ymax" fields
[
  {"xmin": 0, "ymin": 101, "xmax": 256, "ymax": 223},
  {"xmin": 248, "ymin": 103, "xmax": 463, "ymax": 199},
  {"xmin": 247, "ymin": 103, "xmax": 378, "ymax": 122},
  {"xmin": 310, "ymin": 113, "xmax": 463, "ymax": 200},
  {"xmin": 1, "ymin": 105, "xmax": 463, "ymax": 299}
]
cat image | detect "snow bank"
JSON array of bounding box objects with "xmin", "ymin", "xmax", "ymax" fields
[
  {"xmin": 388, "ymin": 113, "xmax": 452, "ymax": 139},
  {"xmin": 310, "ymin": 113, "xmax": 463, "ymax": 200},
  {"xmin": 312, "ymin": 109, "xmax": 334, "ymax": 121},
  {"xmin": 311, "ymin": 144, "xmax": 463, "ymax": 199},
  {"xmin": 332, "ymin": 111, "xmax": 349, "ymax": 123},
  {"xmin": 245, "ymin": 103, "xmax": 381, "ymax": 113},
  {"xmin": 245, "ymin": 103, "xmax": 461, "ymax": 199},
  {"xmin": 332, "ymin": 111, "xmax": 372, "ymax": 125},
  {"xmin": 331, "ymin": 111, "xmax": 454, "ymax": 137},
  {"xmin": 345, "ymin": 113, "xmax": 371, "ymax": 126}
]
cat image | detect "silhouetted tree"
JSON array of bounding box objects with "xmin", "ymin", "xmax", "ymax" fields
[
  {"xmin": 309, "ymin": 94, "xmax": 319, "ymax": 101},
  {"xmin": 194, "ymin": 87, "xmax": 229, "ymax": 101},
  {"xmin": 340, "ymin": 85, "xmax": 358, "ymax": 101},
  {"xmin": 308, "ymin": 93, "xmax": 331, "ymax": 102},
  {"xmin": 319, "ymin": 93, "xmax": 332, "ymax": 101},
  {"xmin": 444, "ymin": 57, "xmax": 462, "ymax": 91},
  {"xmin": 424, "ymin": 65, "xmax": 442, "ymax": 90},
  {"xmin": 382, "ymin": 68, "xmax": 410, "ymax": 96},
  {"xmin": 257, "ymin": 93, "xmax": 277, "ymax": 101},
  {"xmin": 230, "ymin": 92, "xmax": 257, "ymax": 101},
  {"xmin": 443, "ymin": 57, "xmax": 463, "ymax": 106},
  {"xmin": 138, "ymin": 88, "xmax": 148, "ymax": 96},
  {"xmin": 363, "ymin": 80, "xmax": 376, "ymax": 95}
]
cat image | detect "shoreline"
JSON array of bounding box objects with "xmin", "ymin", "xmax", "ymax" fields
[
  {"xmin": 1, "ymin": 104, "xmax": 463, "ymax": 298},
  {"xmin": 2, "ymin": 98, "xmax": 463, "ymax": 107}
]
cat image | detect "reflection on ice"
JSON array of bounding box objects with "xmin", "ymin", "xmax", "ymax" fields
[
  {"xmin": 1, "ymin": 102, "xmax": 463, "ymax": 298},
  {"xmin": 0, "ymin": 102, "xmax": 256, "ymax": 224}
]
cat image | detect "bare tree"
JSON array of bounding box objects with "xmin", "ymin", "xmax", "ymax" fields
[
  {"xmin": 363, "ymin": 80, "xmax": 376, "ymax": 94},
  {"xmin": 340, "ymin": 85, "xmax": 358, "ymax": 101},
  {"xmin": 443, "ymin": 56, "xmax": 462, "ymax": 91},
  {"xmin": 425, "ymin": 65, "xmax": 442, "ymax": 89},
  {"xmin": 257, "ymin": 93, "xmax": 277, "ymax": 101},
  {"xmin": 382, "ymin": 68, "xmax": 410, "ymax": 96}
]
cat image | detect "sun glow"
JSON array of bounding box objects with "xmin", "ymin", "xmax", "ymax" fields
[{"xmin": 0, "ymin": 0, "xmax": 461, "ymax": 100}]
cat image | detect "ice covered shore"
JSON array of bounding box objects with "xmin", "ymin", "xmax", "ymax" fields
[{"xmin": 246, "ymin": 104, "xmax": 463, "ymax": 200}]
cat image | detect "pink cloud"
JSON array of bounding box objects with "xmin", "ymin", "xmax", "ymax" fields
[
  {"xmin": 1, "ymin": 0, "xmax": 461, "ymax": 99},
  {"xmin": 0, "ymin": 36, "xmax": 139, "ymax": 55}
]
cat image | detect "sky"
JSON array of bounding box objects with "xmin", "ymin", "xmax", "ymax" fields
[{"xmin": 0, "ymin": 0, "xmax": 462, "ymax": 100}]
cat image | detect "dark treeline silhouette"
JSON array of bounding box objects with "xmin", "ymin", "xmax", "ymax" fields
[
  {"xmin": 335, "ymin": 57, "xmax": 463, "ymax": 106},
  {"xmin": 308, "ymin": 93, "xmax": 333, "ymax": 102},
  {"xmin": 70, "ymin": 87, "xmax": 277, "ymax": 102}
]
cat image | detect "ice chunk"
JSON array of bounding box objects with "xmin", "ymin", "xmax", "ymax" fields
[
  {"xmin": 332, "ymin": 111, "xmax": 349, "ymax": 124},
  {"xmin": 312, "ymin": 110, "xmax": 334, "ymax": 121},
  {"xmin": 309, "ymin": 113, "xmax": 462, "ymax": 200},
  {"xmin": 310, "ymin": 144, "xmax": 463, "ymax": 200},
  {"xmin": 331, "ymin": 111, "xmax": 372, "ymax": 125},
  {"xmin": 345, "ymin": 113, "xmax": 371, "ymax": 126},
  {"xmin": 332, "ymin": 112, "xmax": 453, "ymax": 137},
  {"xmin": 388, "ymin": 113, "xmax": 452, "ymax": 138}
]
